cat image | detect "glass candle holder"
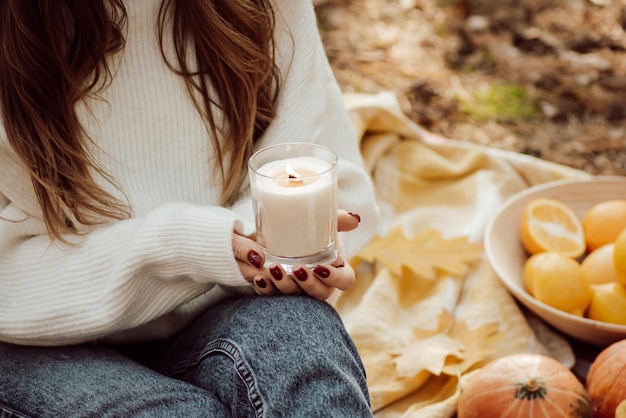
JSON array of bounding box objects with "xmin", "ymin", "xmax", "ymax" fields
[{"xmin": 248, "ymin": 143, "xmax": 338, "ymax": 272}]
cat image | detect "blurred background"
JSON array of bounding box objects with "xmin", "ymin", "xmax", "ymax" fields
[{"xmin": 315, "ymin": 0, "xmax": 626, "ymax": 175}]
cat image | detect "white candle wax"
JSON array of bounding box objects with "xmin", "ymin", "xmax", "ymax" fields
[{"xmin": 252, "ymin": 156, "xmax": 337, "ymax": 258}]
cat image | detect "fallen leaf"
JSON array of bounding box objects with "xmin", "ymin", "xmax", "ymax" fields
[
  {"xmin": 393, "ymin": 311, "xmax": 458, "ymax": 377},
  {"xmin": 357, "ymin": 228, "xmax": 482, "ymax": 279},
  {"xmin": 393, "ymin": 334, "xmax": 465, "ymax": 378},
  {"xmin": 393, "ymin": 312, "xmax": 503, "ymax": 378},
  {"xmin": 443, "ymin": 320, "xmax": 503, "ymax": 375}
]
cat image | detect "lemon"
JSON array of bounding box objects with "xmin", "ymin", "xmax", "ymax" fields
[
  {"xmin": 523, "ymin": 252, "xmax": 591, "ymax": 316},
  {"xmin": 586, "ymin": 282, "xmax": 626, "ymax": 325},
  {"xmin": 613, "ymin": 227, "xmax": 626, "ymax": 286},
  {"xmin": 581, "ymin": 243, "xmax": 620, "ymax": 285},
  {"xmin": 582, "ymin": 199, "xmax": 626, "ymax": 251},
  {"xmin": 519, "ymin": 198, "xmax": 585, "ymax": 258}
]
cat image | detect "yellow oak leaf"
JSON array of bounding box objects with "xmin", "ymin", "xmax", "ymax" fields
[
  {"xmin": 442, "ymin": 320, "xmax": 503, "ymax": 376},
  {"xmin": 393, "ymin": 313, "xmax": 503, "ymax": 378},
  {"xmin": 392, "ymin": 311, "xmax": 458, "ymax": 377},
  {"xmin": 393, "ymin": 334, "xmax": 465, "ymax": 378},
  {"xmin": 357, "ymin": 228, "xmax": 482, "ymax": 279}
]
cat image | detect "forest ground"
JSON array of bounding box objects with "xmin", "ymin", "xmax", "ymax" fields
[{"xmin": 315, "ymin": 0, "xmax": 626, "ymax": 175}]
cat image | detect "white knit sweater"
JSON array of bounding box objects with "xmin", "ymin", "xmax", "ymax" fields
[{"xmin": 0, "ymin": 0, "xmax": 378, "ymax": 346}]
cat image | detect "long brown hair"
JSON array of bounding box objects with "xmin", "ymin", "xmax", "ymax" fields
[{"xmin": 0, "ymin": 0, "xmax": 281, "ymax": 240}]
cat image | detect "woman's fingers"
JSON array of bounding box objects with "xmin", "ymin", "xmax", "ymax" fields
[
  {"xmin": 232, "ymin": 232, "xmax": 265, "ymax": 283},
  {"xmin": 337, "ymin": 209, "xmax": 360, "ymax": 232},
  {"xmin": 267, "ymin": 265, "xmax": 304, "ymax": 295},
  {"xmin": 291, "ymin": 266, "xmax": 334, "ymax": 300},
  {"xmin": 262, "ymin": 264, "xmax": 332, "ymax": 300},
  {"xmin": 259, "ymin": 253, "xmax": 354, "ymax": 300},
  {"xmin": 312, "ymin": 255, "xmax": 355, "ymax": 291},
  {"xmin": 235, "ymin": 225, "xmax": 356, "ymax": 299},
  {"xmin": 232, "ymin": 233, "xmax": 264, "ymax": 267},
  {"xmin": 234, "ymin": 210, "xmax": 360, "ymax": 289},
  {"xmin": 252, "ymin": 275, "xmax": 280, "ymax": 295}
]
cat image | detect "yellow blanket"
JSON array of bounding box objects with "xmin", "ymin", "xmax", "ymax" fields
[{"xmin": 335, "ymin": 92, "xmax": 591, "ymax": 417}]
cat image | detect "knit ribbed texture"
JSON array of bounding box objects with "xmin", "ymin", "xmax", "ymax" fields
[{"xmin": 0, "ymin": 0, "xmax": 378, "ymax": 346}]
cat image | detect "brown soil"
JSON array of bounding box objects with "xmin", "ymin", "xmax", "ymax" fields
[{"xmin": 315, "ymin": 0, "xmax": 626, "ymax": 175}]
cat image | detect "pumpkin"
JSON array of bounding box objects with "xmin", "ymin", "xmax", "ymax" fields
[
  {"xmin": 458, "ymin": 353, "xmax": 591, "ymax": 418},
  {"xmin": 586, "ymin": 339, "xmax": 626, "ymax": 418}
]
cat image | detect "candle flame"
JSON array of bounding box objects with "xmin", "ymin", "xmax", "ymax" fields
[{"xmin": 285, "ymin": 163, "xmax": 300, "ymax": 179}]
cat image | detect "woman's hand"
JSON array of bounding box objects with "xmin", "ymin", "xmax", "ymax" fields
[
  {"xmin": 232, "ymin": 231, "xmax": 268, "ymax": 284},
  {"xmin": 336, "ymin": 209, "xmax": 361, "ymax": 233},
  {"xmin": 252, "ymin": 210, "xmax": 361, "ymax": 300},
  {"xmin": 253, "ymin": 254, "xmax": 354, "ymax": 301}
]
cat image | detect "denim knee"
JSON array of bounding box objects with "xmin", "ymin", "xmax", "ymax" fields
[{"xmin": 157, "ymin": 296, "xmax": 372, "ymax": 417}]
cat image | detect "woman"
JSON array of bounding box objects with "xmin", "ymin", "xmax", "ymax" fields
[{"xmin": 0, "ymin": 0, "xmax": 379, "ymax": 417}]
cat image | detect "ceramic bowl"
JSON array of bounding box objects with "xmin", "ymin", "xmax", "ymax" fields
[{"xmin": 484, "ymin": 176, "xmax": 626, "ymax": 347}]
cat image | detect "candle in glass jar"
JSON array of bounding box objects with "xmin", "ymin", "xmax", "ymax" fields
[{"xmin": 252, "ymin": 156, "xmax": 337, "ymax": 258}]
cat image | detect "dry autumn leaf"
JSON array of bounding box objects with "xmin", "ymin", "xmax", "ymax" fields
[
  {"xmin": 442, "ymin": 320, "xmax": 502, "ymax": 375},
  {"xmin": 392, "ymin": 312, "xmax": 458, "ymax": 378},
  {"xmin": 357, "ymin": 228, "xmax": 482, "ymax": 279},
  {"xmin": 392, "ymin": 311, "xmax": 503, "ymax": 378},
  {"xmin": 393, "ymin": 334, "xmax": 465, "ymax": 378}
]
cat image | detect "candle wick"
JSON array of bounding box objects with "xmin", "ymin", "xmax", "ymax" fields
[{"xmin": 285, "ymin": 163, "xmax": 301, "ymax": 179}]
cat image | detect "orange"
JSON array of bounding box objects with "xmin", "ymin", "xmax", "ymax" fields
[
  {"xmin": 586, "ymin": 282, "xmax": 626, "ymax": 325},
  {"xmin": 613, "ymin": 227, "xmax": 626, "ymax": 285},
  {"xmin": 519, "ymin": 198, "xmax": 585, "ymax": 258},
  {"xmin": 581, "ymin": 243, "xmax": 620, "ymax": 285},
  {"xmin": 523, "ymin": 252, "xmax": 591, "ymax": 316},
  {"xmin": 582, "ymin": 199, "xmax": 626, "ymax": 251}
]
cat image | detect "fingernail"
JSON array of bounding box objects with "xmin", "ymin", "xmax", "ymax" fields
[
  {"xmin": 255, "ymin": 277, "xmax": 267, "ymax": 289},
  {"xmin": 314, "ymin": 265, "xmax": 330, "ymax": 278},
  {"xmin": 293, "ymin": 268, "xmax": 308, "ymax": 282},
  {"xmin": 270, "ymin": 266, "xmax": 283, "ymax": 281},
  {"xmin": 348, "ymin": 212, "xmax": 361, "ymax": 223},
  {"xmin": 248, "ymin": 251, "xmax": 263, "ymax": 268}
]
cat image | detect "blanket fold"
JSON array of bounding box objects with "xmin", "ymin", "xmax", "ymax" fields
[{"xmin": 336, "ymin": 91, "xmax": 590, "ymax": 417}]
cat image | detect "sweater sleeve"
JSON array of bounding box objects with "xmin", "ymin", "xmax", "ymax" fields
[{"xmin": 0, "ymin": 200, "xmax": 249, "ymax": 346}]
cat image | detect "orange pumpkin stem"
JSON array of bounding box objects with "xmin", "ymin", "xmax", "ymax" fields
[{"xmin": 516, "ymin": 377, "xmax": 548, "ymax": 400}]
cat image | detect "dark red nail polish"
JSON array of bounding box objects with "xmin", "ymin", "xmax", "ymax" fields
[
  {"xmin": 248, "ymin": 251, "xmax": 263, "ymax": 268},
  {"xmin": 314, "ymin": 265, "xmax": 330, "ymax": 278},
  {"xmin": 348, "ymin": 212, "xmax": 361, "ymax": 223},
  {"xmin": 293, "ymin": 268, "xmax": 308, "ymax": 282},
  {"xmin": 270, "ymin": 266, "xmax": 283, "ymax": 281},
  {"xmin": 255, "ymin": 277, "xmax": 267, "ymax": 289}
]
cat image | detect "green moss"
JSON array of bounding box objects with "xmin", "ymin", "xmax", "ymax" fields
[{"xmin": 458, "ymin": 83, "xmax": 539, "ymax": 121}]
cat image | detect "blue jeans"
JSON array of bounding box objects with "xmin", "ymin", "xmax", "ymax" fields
[{"xmin": 0, "ymin": 296, "xmax": 372, "ymax": 417}]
